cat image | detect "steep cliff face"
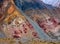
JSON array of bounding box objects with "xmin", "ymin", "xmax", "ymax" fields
[
  {"xmin": 0, "ymin": 0, "xmax": 60, "ymax": 40},
  {"xmin": 13, "ymin": 0, "xmax": 60, "ymax": 40}
]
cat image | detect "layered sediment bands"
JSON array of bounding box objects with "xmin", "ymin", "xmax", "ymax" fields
[
  {"xmin": 19, "ymin": 0, "xmax": 60, "ymax": 40},
  {"xmin": 0, "ymin": 1, "xmax": 39, "ymax": 41},
  {"xmin": 24, "ymin": 7, "xmax": 60, "ymax": 39},
  {"xmin": 14, "ymin": 0, "xmax": 60, "ymax": 40},
  {"xmin": 0, "ymin": 0, "xmax": 60, "ymax": 41}
]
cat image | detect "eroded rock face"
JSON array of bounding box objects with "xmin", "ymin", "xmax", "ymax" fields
[
  {"xmin": 0, "ymin": 0, "xmax": 60, "ymax": 41},
  {"xmin": 16, "ymin": 0, "xmax": 60, "ymax": 40},
  {"xmin": 0, "ymin": 1, "xmax": 39, "ymax": 40}
]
